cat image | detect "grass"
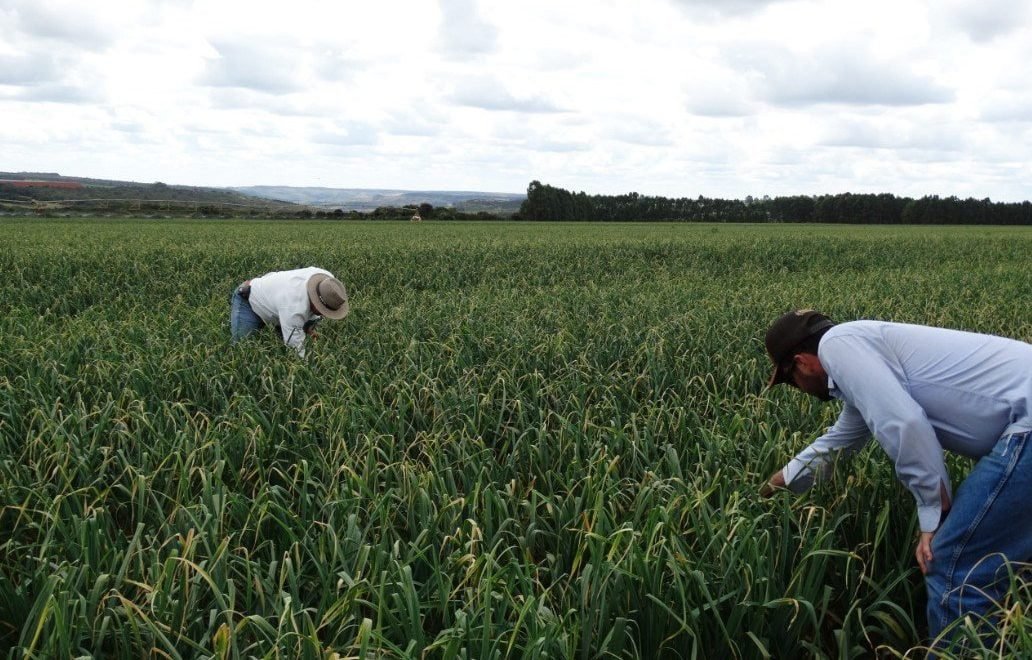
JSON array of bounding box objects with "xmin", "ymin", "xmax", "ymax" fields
[{"xmin": 0, "ymin": 218, "xmax": 1030, "ymax": 658}]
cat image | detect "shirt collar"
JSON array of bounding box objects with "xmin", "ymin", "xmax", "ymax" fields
[{"xmin": 827, "ymin": 374, "xmax": 842, "ymax": 399}]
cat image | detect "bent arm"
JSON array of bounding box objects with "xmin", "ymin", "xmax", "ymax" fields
[
  {"xmin": 279, "ymin": 310, "xmax": 309, "ymax": 357},
  {"xmin": 781, "ymin": 403, "xmax": 871, "ymax": 492}
]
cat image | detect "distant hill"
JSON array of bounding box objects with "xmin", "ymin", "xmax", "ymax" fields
[
  {"xmin": 0, "ymin": 172, "xmax": 525, "ymax": 218},
  {"xmin": 232, "ymin": 185, "xmax": 525, "ymax": 213},
  {"xmin": 0, "ymin": 172, "xmax": 277, "ymax": 207}
]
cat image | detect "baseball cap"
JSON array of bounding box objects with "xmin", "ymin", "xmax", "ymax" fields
[{"xmin": 765, "ymin": 309, "xmax": 835, "ymax": 386}]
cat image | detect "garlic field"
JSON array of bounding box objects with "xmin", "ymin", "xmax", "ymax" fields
[{"xmin": 1, "ymin": 218, "xmax": 1030, "ymax": 658}]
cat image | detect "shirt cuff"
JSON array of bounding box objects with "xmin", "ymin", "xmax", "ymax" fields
[
  {"xmin": 918, "ymin": 503, "xmax": 942, "ymax": 533},
  {"xmin": 782, "ymin": 461, "xmax": 814, "ymax": 493}
]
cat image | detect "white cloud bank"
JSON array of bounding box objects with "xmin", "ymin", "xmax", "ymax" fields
[{"xmin": 1, "ymin": 0, "xmax": 1031, "ymax": 201}]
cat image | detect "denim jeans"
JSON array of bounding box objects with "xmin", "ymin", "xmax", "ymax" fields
[
  {"xmin": 230, "ymin": 289, "xmax": 265, "ymax": 342},
  {"xmin": 926, "ymin": 429, "xmax": 1032, "ymax": 640}
]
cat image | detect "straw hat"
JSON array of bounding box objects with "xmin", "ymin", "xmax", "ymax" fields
[{"xmin": 306, "ymin": 273, "xmax": 349, "ymax": 320}]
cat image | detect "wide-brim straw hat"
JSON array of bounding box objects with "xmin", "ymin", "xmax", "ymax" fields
[{"xmin": 306, "ymin": 273, "xmax": 350, "ymax": 320}]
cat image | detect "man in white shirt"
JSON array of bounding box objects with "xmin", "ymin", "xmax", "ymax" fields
[
  {"xmin": 761, "ymin": 309, "xmax": 1032, "ymax": 642},
  {"xmin": 230, "ymin": 266, "xmax": 349, "ymax": 357}
]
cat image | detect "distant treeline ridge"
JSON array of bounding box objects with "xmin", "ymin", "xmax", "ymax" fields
[{"xmin": 517, "ymin": 180, "xmax": 1032, "ymax": 224}]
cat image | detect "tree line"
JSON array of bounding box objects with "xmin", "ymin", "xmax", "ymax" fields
[{"xmin": 516, "ymin": 181, "xmax": 1032, "ymax": 225}]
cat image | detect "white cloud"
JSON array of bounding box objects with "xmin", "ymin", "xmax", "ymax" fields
[
  {"xmin": 606, "ymin": 117, "xmax": 675, "ymax": 147},
  {"xmin": 437, "ymin": 0, "xmax": 499, "ymax": 56},
  {"xmin": 941, "ymin": 0, "xmax": 1031, "ymax": 43},
  {"xmin": 0, "ymin": 53, "xmax": 61, "ymax": 85},
  {"xmin": 18, "ymin": 82, "xmax": 104, "ymax": 104},
  {"xmin": 819, "ymin": 116, "xmax": 967, "ymax": 151},
  {"xmin": 683, "ymin": 74, "xmax": 754, "ymax": 117},
  {"xmin": 668, "ymin": 0, "xmax": 787, "ymax": 18},
  {"xmin": 313, "ymin": 51, "xmax": 364, "ymax": 84},
  {"xmin": 978, "ymin": 94, "xmax": 1032, "ymax": 123},
  {"xmin": 524, "ymin": 138, "xmax": 589, "ymax": 153},
  {"xmin": 738, "ymin": 46, "xmax": 953, "ymax": 107},
  {"xmin": 4, "ymin": 0, "xmax": 124, "ymax": 51},
  {"xmin": 312, "ymin": 122, "xmax": 379, "ymax": 147},
  {"xmin": 449, "ymin": 76, "xmax": 567, "ymax": 113},
  {"xmin": 201, "ymin": 40, "xmax": 308, "ymax": 94},
  {"xmin": 382, "ymin": 108, "xmax": 448, "ymax": 137}
]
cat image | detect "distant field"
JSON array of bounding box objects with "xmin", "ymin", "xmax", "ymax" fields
[{"xmin": 1, "ymin": 218, "xmax": 1030, "ymax": 658}]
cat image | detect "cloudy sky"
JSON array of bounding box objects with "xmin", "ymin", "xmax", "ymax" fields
[{"xmin": 2, "ymin": 0, "xmax": 1031, "ymax": 200}]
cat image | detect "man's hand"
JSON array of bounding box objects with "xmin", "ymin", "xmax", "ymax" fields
[
  {"xmin": 759, "ymin": 469, "xmax": 786, "ymax": 498},
  {"xmin": 915, "ymin": 531, "xmax": 935, "ymax": 575},
  {"xmin": 303, "ymin": 318, "xmax": 322, "ymax": 339},
  {"xmin": 914, "ymin": 482, "xmax": 951, "ymax": 575}
]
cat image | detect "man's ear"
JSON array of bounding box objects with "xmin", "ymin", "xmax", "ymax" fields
[{"xmin": 795, "ymin": 353, "xmax": 822, "ymax": 376}]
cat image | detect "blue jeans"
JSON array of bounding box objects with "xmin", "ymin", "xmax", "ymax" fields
[
  {"xmin": 230, "ymin": 289, "xmax": 265, "ymax": 342},
  {"xmin": 926, "ymin": 429, "xmax": 1032, "ymax": 640}
]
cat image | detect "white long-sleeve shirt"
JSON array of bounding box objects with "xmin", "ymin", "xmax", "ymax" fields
[
  {"xmin": 782, "ymin": 320, "xmax": 1032, "ymax": 533},
  {"xmin": 247, "ymin": 267, "xmax": 329, "ymax": 357}
]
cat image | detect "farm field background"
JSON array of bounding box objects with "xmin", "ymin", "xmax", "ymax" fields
[{"xmin": 1, "ymin": 218, "xmax": 1031, "ymax": 658}]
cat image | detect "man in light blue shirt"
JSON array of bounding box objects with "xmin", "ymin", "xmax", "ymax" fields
[{"xmin": 761, "ymin": 309, "xmax": 1032, "ymax": 641}]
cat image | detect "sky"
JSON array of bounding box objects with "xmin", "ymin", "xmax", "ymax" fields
[{"xmin": 2, "ymin": 0, "xmax": 1031, "ymax": 201}]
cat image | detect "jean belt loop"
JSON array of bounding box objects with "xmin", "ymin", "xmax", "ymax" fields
[
  {"xmin": 1014, "ymin": 429, "xmax": 1031, "ymax": 453},
  {"xmin": 1002, "ymin": 429, "xmax": 1029, "ymax": 458}
]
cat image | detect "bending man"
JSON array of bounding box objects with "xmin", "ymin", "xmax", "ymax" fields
[
  {"xmin": 230, "ymin": 266, "xmax": 349, "ymax": 358},
  {"xmin": 761, "ymin": 309, "xmax": 1032, "ymax": 640}
]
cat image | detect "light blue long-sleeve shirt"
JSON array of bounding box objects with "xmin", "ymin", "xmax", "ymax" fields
[{"xmin": 782, "ymin": 320, "xmax": 1032, "ymax": 533}]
